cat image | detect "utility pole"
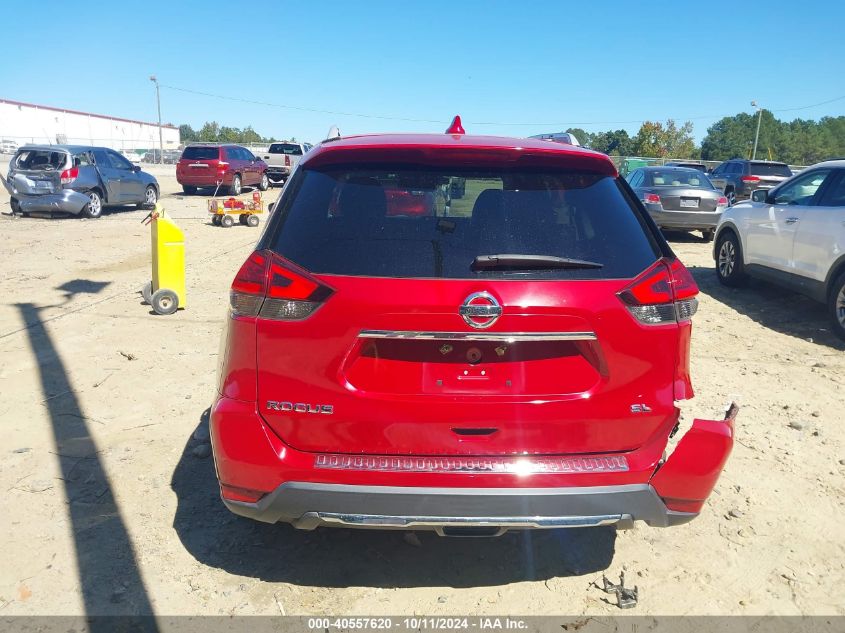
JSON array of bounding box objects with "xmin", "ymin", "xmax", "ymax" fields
[
  {"xmin": 751, "ymin": 100, "xmax": 762, "ymax": 160},
  {"xmin": 150, "ymin": 75, "xmax": 163, "ymax": 165}
]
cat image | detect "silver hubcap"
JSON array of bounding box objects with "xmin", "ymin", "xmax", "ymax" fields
[
  {"xmin": 89, "ymin": 193, "xmax": 101, "ymax": 215},
  {"xmin": 158, "ymin": 296, "xmax": 173, "ymax": 310},
  {"xmin": 145, "ymin": 187, "xmax": 156, "ymax": 204},
  {"xmin": 718, "ymin": 240, "xmax": 735, "ymax": 277},
  {"xmin": 233, "ymin": 178, "xmax": 241, "ymax": 194},
  {"xmin": 261, "ymin": 175, "xmax": 268, "ymax": 188},
  {"xmin": 836, "ymin": 286, "xmax": 845, "ymax": 327}
]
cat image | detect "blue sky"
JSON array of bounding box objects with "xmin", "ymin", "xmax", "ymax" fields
[{"xmin": 3, "ymin": 0, "xmax": 844, "ymax": 143}]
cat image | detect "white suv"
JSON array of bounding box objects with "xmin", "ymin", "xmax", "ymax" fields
[{"xmin": 714, "ymin": 160, "xmax": 845, "ymax": 340}]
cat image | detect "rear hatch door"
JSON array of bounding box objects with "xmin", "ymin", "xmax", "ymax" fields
[
  {"xmin": 7, "ymin": 148, "xmax": 67, "ymax": 195},
  {"xmin": 255, "ymin": 160, "xmax": 680, "ymax": 457}
]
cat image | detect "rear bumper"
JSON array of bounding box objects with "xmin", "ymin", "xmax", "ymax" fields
[
  {"xmin": 10, "ymin": 190, "xmax": 90, "ymax": 215},
  {"xmin": 645, "ymin": 206, "xmax": 723, "ymax": 230},
  {"xmin": 210, "ymin": 398, "xmax": 736, "ymax": 531},
  {"xmin": 223, "ymin": 481, "xmax": 696, "ymax": 532},
  {"xmin": 266, "ymin": 166, "xmax": 290, "ymax": 180}
]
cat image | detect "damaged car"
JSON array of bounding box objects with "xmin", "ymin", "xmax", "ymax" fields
[
  {"xmin": 3, "ymin": 145, "xmax": 159, "ymax": 218},
  {"xmin": 211, "ymin": 118, "xmax": 737, "ymax": 536}
]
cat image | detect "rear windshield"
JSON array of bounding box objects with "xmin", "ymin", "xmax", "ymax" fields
[
  {"xmin": 181, "ymin": 146, "xmax": 220, "ymax": 160},
  {"xmin": 749, "ymin": 162, "xmax": 791, "ymax": 177},
  {"xmin": 647, "ymin": 169, "xmax": 714, "ymax": 189},
  {"xmin": 269, "ymin": 167, "xmax": 660, "ymax": 280},
  {"xmin": 268, "ymin": 143, "xmax": 303, "ymax": 155},
  {"xmin": 13, "ymin": 150, "xmax": 69, "ymax": 171}
]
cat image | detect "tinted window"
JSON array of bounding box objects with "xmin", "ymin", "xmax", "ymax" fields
[
  {"xmin": 749, "ymin": 162, "xmax": 792, "ymax": 177},
  {"xmin": 772, "ymin": 169, "xmax": 832, "ymax": 205},
  {"xmin": 108, "ymin": 151, "xmax": 132, "ymax": 170},
  {"xmin": 181, "ymin": 146, "xmax": 220, "ymax": 160},
  {"xmin": 269, "ymin": 143, "xmax": 304, "ymax": 155},
  {"xmin": 92, "ymin": 149, "xmax": 113, "ymax": 168},
  {"xmin": 646, "ymin": 169, "xmax": 714, "ymax": 189},
  {"xmin": 817, "ymin": 172, "xmax": 845, "ymax": 207},
  {"xmin": 13, "ymin": 149, "xmax": 68, "ymax": 171},
  {"xmin": 269, "ymin": 167, "xmax": 659, "ymax": 280}
]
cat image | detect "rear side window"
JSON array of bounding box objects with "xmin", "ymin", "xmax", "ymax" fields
[
  {"xmin": 269, "ymin": 143, "xmax": 304, "ymax": 155},
  {"xmin": 749, "ymin": 162, "xmax": 792, "ymax": 177},
  {"xmin": 269, "ymin": 167, "xmax": 660, "ymax": 280},
  {"xmin": 13, "ymin": 150, "xmax": 68, "ymax": 171},
  {"xmin": 181, "ymin": 146, "xmax": 220, "ymax": 160}
]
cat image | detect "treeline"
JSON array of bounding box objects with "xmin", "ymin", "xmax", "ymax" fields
[
  {"xmin": 567, "ymin": 112, "xmax": 845, "ymax": 165},
  {"xmin": 179, "ymin": 122, "xmax": 283, "ymax": 145}
]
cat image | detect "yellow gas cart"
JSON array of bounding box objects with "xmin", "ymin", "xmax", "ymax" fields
[{"xmin": 142, "ymin": 204, "xmax": 186, "ymax": 315}]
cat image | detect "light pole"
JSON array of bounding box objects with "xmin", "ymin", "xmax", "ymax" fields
[
  {"xmin": 751, "ymin": 100, "xmax": 763, "ymax": 160},
  {"xmin": 150, "ymin": 75, "xmax": 163, "ymax": 165}
]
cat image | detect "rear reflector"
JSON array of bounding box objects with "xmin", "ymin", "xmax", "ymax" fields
[
  {"xmin": 230, "ymin": 250, "xmax": 333, "ymax": 319},
  {"xmin": 220, "ymin": 484, "xmax": 265, "ymax": 503},
  {"xmin": 314, "ymin": 453, "xmax": 628, "ymax": 474},
  {"xmin": 618, "ymin": 258, "xmax": 699, "ymax": 325},
  {"xmin": 643, "ymin": 193, "xmax": 661, "ymax": 204}
]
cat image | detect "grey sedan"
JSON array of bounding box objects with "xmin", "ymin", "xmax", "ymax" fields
[
  {"xmin": 626, "ymin": 166, "xmax": 729, "ymax": 241},
  {"xmin": 2, "ymin": 145, "xmax": 159, "ymax": 218}
]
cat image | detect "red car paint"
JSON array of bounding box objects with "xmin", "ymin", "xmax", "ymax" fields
[
  {"xmin": 176, "ymin": 144, "xmax": 267, "ymax": 191},
  {"xmin": 210, "ymin": 129, "xmax": 735, "ymax": 532}
]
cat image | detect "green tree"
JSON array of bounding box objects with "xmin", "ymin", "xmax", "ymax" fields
[
  {"xmin": 589, "ymin": 129, "xmax": 633, "ymax": 155},
  {"xmin": 198, "ymin": 121, "xmax": 221, "ymax": 142},
  {"xmin": 632, "ymin": 119, "xmax": 695, "ymax": 158},
  {"xmin": 179, "ymin": 124, "xmax": 197, "ymax": 143},
  {"xmin": 565, "ymin": 128, "xmax": 592, "ymax": 147}
]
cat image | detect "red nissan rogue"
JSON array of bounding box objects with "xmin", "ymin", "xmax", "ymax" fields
[{"xmin": 210, "ymin": 119, "xmax": 736, "ymax": 536}]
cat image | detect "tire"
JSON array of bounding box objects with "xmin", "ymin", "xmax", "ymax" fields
[
  {"xmin": 238, "ymin": 214, "xmax": 248, "ymax": 225},
  {"xmin": 258, "ymin": 173, "xmax": 269, "ymax": 191},
  {"xmin": 725, "ymin": 188, "xmax": 736, "ymax": 206},
  {"xmin": 141, "ymin": 282, "xmax": 152, "ymax": 305},
  {"xmin": 715, "ymin": 230, "xmax": 747, "ymax": 287},
  {"xmin": 212, "ymin": 215, "xmax": 221, "ymax": 226},
  {"xmin": 247, "ymin": 214, "xmax": 259, "ymax": 227},
  {"xmin": 142, "ymin": 185, "xmax": 158, "ymax": 209},
  {"xmin": 220, "ymin": 214, "xmax": 234, "ymax": 228},
  {"xmin": 229, "ymin": 175, "xmax": 242, "ymax": 196},
  {"xmin": 151, "ymin": 288, "xmax": 179, "ymax": 315},
  {"xmin": 182, "ymin": 185, "xmax": 197, "ymax": 195},
  {"xmin": 828, "ymin": 271, "xmax": 845, "ymax": 341},
  {"xmin": 702, "ymin": 229, "xmax": 715, "ymax": 243},
  {"xmin": 10, "ymin": 197, "xmax": 21, "ymax": 214},
  {"xmin": 81, "ymin": 190, "xmax": 103, "ymax": 218}
]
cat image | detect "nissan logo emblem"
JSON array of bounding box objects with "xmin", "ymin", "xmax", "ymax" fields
[{"xmin": 459, "ymin": 292, "xmax": 502, "ymax": 329}]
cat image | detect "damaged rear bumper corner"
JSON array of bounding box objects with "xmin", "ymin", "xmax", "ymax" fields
[
  {"xmin": 649, "ymin": 402, "xmax": 737, "ymax": 515},
  {"xmin": 2, "ymin": 174, "xmax": 90, "ymax": 214}
]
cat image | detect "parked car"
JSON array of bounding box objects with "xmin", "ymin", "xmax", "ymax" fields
[
  {"xmin": 708, "ymin": 159, "xmax": 792, "ymax": 204},
  {"xmin": 120, "ymin": 150, "xmax": 142, "ymax": 165},
  {"xmin": 714, "ymin": 160, "xmax": 845, "ymax": 340},
  {"xmin": 210, "ymin": 125, "xmax": 736, "ymax": 535},
  {"xmin": 2, "ymin": 145, "xmax": 159, "ymax": 218},
  {"xmin": 529, "ymin": 131, "xmax": 581, "ymax": 146},
  {"xmin": 261, "ymin": 141, "xmax": 313, "ymax": 185},
  {"xmin": 1, "ymin": 140, "xmax": 19, "ymax": 155},
  {"xmin": 665, "ymin": 161, "xmax": 707, "ymax": 173},
  {"xmin": 626, "ymin": 166, "xmax": 729, "ymax": 241},
  {"xmin": 177, "ymin": 144, "xmax": 269, "ymax": 195}
]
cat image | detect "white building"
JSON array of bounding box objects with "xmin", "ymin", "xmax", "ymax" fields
[{"xmin": 0, "ymin": 98, "xmax": 180, "ymax": 150}]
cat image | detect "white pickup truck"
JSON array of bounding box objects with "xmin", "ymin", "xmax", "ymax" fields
[{"xmin": 261, "ymin": 141, "xmax": 313, "ymax": 185}]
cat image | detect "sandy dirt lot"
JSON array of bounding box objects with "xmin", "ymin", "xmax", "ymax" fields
[{"xmin": 0, "ymin": 161, "xmax": 843, "ymax": 617}]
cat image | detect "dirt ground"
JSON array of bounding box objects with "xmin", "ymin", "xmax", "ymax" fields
[{"xmin": 0, "ymin": 161, "xmax": 843, "ymax": 617}]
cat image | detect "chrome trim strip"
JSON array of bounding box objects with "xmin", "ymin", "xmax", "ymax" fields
[
  {"xmin": 358, "ymin": 330, "xmax": 597, "ymax": 342},
  {"xmin": 314, "ymin": 512, "xmax": 625, "ymax": 530}
]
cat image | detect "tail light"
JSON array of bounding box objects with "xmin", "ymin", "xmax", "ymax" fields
[
  {"xmin": 644, "ymin": 193, "xmax": 661, "ymax": 205},
  {"xmin": 740, "ymin": 175, "xmax": 760, "ymax": 182},
  {"xmin": 217, "ymin": 161, "xmax": 229, "ymax": 173},
  {"xmin": 717, "ymin": 196, "xmax": 729, "ymax": 206},
  {"xmin": 284, "ymin": 155, "xmax": 290, "ymax": 167},
  {"xmin": 618, "ymin": 258, "xmax": 699, "ymax": 325},
  {"xmin": 230, "ymin": 250, "xmax": 333, "ymax": 320},
  {"xmin": 60, "ymin": 167, "xmax": 78, "ymax": 185}
]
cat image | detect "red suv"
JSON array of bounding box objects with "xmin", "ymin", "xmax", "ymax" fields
[
  {"xmin": 176, "ymin": 144, "xmax": 269, "ymax": 195},
  {"xmin": 210, "ymin": 123, "xmax": 736, "ymax": 536}
]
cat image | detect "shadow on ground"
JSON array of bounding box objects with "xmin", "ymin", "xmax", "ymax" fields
[
  {"xmin": 687, "ymin": 261, "xmax": 844, "ymax": 351},
  {"xmin": 171, "ymin": 409, "xmax": 617, "ymax": 589},
  {"xmin": 18, "ymin": 284, "xmax": 159, "ymax": 628}
]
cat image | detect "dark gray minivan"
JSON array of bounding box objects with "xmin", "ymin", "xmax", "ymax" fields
[{"xmin": 3, "ymin": 145, "xmax": 159, "ymax": 218}]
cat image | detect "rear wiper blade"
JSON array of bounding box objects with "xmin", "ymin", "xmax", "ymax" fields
[{"xmin": 471, "ymin": 254, "xmax": 603, "ymax": 271}]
